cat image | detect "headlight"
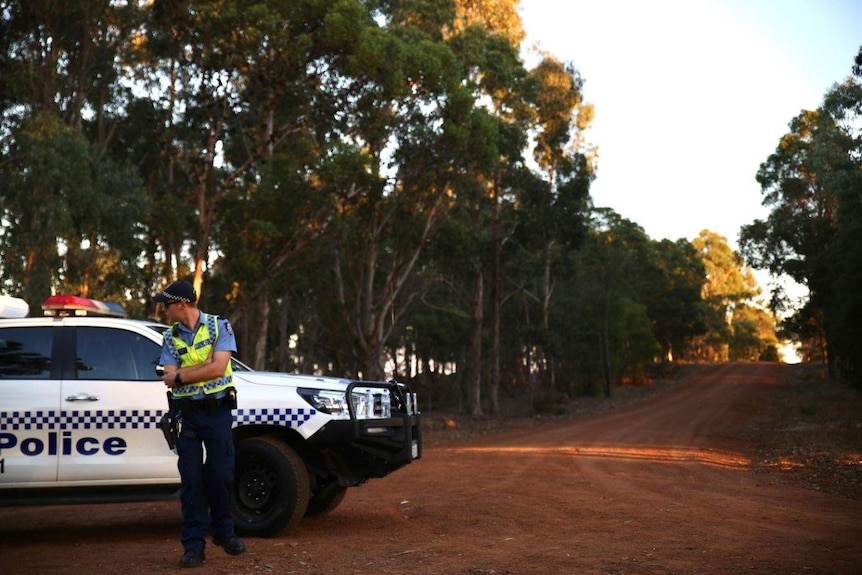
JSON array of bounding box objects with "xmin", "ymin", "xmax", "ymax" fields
[
  {"xmin": 298, "ymin": 387, "xmax": 392, "ymax": 419},
  {"xmin": 298, "ymin": 388, "xmax": 350, "ymax": 418}
]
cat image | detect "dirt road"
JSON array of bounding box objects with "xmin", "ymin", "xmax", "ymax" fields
[{"xmin": 1, "ymin": 362, "xmax": 860, "ymax": 574}]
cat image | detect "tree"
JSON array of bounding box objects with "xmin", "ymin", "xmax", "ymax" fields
[
  {"xmin": 0, "ymin": 0, "xmax": 147, "ymax": 309},
  {"xmin": 740, "ymin": 47, "xmax": 862, "ymax": 381},
  {"xmin": 574, "ymin": 210, "xmax": 657, "ymax": 396},
  {"xmin": 302, "ymin": 0, "xmax": 468, "ymax": 380},
  {"xmin": 692, "ymin": 230, "xmax": 759, "ymax": 362},
  {"xmin": 729, "ymin": 304, "xmax": 779, "ymax": 361},
  {"xmin": 820, "ymin": 54, "xmax": 862, "ymax": 382},
  {"xmin": 444, "ymin": 3, "xmax": 532, "ymax": 415},
  {"xmin": 642, "ymin": 238, "xmax": 707, "ymax": 362},
  {"xmin": 142, "ymin": 0, "xmax": 337, "ymax": 296},
  {"xmin": 512, "ymin": 55, "xmax": 594, "ymax": 394}
]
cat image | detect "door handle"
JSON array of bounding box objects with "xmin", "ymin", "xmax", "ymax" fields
[{"xmin": 65, "ymin": 393, "xmax": 101, "ymax": 402}]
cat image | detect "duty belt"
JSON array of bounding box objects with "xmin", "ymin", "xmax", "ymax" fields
[{"xmin": 170, "ymin": 388, "xmax": 237, "ymax": 414}]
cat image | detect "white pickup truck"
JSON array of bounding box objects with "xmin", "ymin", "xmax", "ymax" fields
[{"xmin": 0, "ymin": 295, "xmax": 422, "ymax": 536}]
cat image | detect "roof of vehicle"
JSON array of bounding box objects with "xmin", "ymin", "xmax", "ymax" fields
[
  {"xmin": 0, "ymin": 294, "xmax": 166, "ymax": 331},
  {"xmin": 0, "ymin": 314, "xmax": 167, "ymax": 330}
]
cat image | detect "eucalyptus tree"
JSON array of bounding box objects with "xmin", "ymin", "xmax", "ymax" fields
[
  {"xmin": 740, "ymin": 48, "xmax": 862, "ymax": 381},
  {"xmin": 641, "ymin": 238, "xmax": 706, "ymax": 363},
  {"xmin": 728, "ymin": 303, "xmax": 779, "ymax": 361},
  {"xmin": 0, "ymin": 0, "xmax": 148, "ymax": 309},
  {"xmin": 141, "ymin": 0, "xmax": 353, "ymax": 297},
  {"xmin": 136, "ymin": 0, "xmax": 397, "ymax": 364},
  {"xmin": 816, "ymin": 57, "xmax": 862, "ymax": 382},
  {"xmin": 692, "ymin": 230, "xmax": 758, "ymax": 361},
  {"xmin": 508, "ymin": 55, "xmax": 594, "ymax": 392},
  {"xmin": 303, "ymin": 0, "xmax": 464, "ymax": 379},
  {"xmin": 508, "ymin": 156, "xmax": 590, "ymax": 387},
  {"xmin": 140, "ymin": 0, "xmax": 532, "ymax": 380},
  {"xmin": 318, "ymin": 0, "xmax": 538, "ymax": 384},
  {"xmin": 573, "ymin": 210, "xmax": 658, "ymax": 396},
  {"xmin": 436, "ymin": 3, "xmax": 532, "ymax": 414},
  {"xmin": 426, "ymin": 1, "xmax": 595, "ymax": 413}
]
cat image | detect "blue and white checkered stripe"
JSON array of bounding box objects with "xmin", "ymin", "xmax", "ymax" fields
[
  {"xmin": 234, "ymin": 408, "xmax": 316, "ymax": 428},
  {"xmin": 1, "ymin": 408, "xmax": 316, "ymax": 431},
  {"xmin": 0, "ymin": 410, "xmax": 164, "ymax": 431}
]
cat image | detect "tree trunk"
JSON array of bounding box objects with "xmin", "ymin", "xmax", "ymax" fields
[
  {"xmin": 466, "ymin": 271, "xmax": 484, "ymax": 415},
  {"xmin": 277, "ymin": 297, "xmax": 291, "ymax": 372},
  {"xmin": 600, "ymin": 293, "xmax": 612, "ymax": 397},
  {"xmin": 489, "ymin": 225, "xmax": 502, "ymax": 416},
  {"xmin": 541, "ymin": 241, "xmax": 555, "ymax": 389},
  {"xmin": 252, "ymin": 294, "xmax": 270, "ymax": 370},
  {"xmin": 825, "ymin": 322, "xmax": 838, "ymax": 382}
]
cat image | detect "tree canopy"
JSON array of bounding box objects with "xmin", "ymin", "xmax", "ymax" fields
[
  {"xmin": 741, "ymin": 46, "xmax": 862, "ymax": 384},
  {"xmin": 0, "ymin": 0, "xmax": 794, "ymax": 413}
]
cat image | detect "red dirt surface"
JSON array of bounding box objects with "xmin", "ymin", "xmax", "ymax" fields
[{"xmin": 2, "ymin": 362, "xmax": 860, "ymax": 574}]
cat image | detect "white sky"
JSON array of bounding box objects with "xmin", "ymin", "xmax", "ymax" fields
[{"xmin": 519, "ymin": 0, "xmax": 861, "ymax": 250}]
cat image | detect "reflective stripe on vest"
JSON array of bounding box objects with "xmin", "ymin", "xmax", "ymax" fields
[{"xmin": 168, "ymin": 312, "xmax": 233, "ymax": 398}]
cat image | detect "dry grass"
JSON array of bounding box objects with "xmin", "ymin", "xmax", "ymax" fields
[{"xmin": 747, "ymin": 363, "xmax": 862, "ymax": 499}]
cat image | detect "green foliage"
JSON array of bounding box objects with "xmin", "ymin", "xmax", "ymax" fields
[
  {"xmin": 693, "ymin": 230, "xmax": 770, "ymax": 362},
  {"xmin": 614, "ymin": 297, "xmax": 661, "ymax": 379},
  {"xmin": 643, "ymin": 238, "xmax": 707, "ymax": 361},
  {"xmin": 741, "ymin": 47, "xmax": 862, "ymax": 382},
  {"xmin": 528, "ymin": 56, "xmax": 588, "ymax": 175},
  {"xmin": 0, "ymin": 0, "xmax": 807, "ymax": 411},
  {"xmin": 730, "ymin": 304, "xmax": 779, "ymax": 362},
  {"xmin": 0, "ymin": 111, "xmax": 146, "ymax": 307}
]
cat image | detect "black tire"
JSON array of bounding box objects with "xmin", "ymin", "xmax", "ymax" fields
[
  {"xmin": 304, "ymin": 486, "xmax": 348, "ymax": 518},
  {"xmin": 232, "ymin": 436, "xmax": 310, "ymax": 537}
]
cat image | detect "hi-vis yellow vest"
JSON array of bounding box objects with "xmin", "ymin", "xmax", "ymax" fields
[{"xmin": 166, "ymin": 312, "xmax": 233, "ymax": 399}]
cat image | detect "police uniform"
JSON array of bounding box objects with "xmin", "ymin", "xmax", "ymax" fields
[{"xmin": 154, "ymin": 281, "xmax": 245, "ymax": 567}]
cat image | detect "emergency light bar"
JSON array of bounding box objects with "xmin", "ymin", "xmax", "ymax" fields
[
  {"xmin": 42, "ymin": 295, "xmax": 127, "ymax": 318},
  {"xmin": 0, "ymin": 295, "xmax": 29, "ymax": 318}
]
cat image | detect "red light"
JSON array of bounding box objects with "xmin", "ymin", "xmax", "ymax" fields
[{"xmin": 42, "ymin": 295, "xmax": 127, "ymax": 318}]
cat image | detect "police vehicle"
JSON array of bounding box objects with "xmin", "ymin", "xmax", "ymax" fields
[{"xmin": 0, "ymin": 295, "xmax": 421, "ymax": 536}]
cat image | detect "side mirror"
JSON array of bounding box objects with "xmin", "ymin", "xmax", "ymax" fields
[{"xmin": 155, "ymin": 364, "xmax": 165, "ymax": 377}]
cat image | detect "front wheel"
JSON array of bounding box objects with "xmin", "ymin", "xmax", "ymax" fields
[
  {"xmin": 232, "ymin": 436, "xmax": 310, "ymax": 537},
  {"xmin": 305, "ymin": 485, "xmax": 348, "ymax": 518}
]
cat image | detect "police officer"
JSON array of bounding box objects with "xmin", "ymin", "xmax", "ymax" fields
[{"xmin": 154, "ymin": 280, "xmax": 246, "ymax": 568}]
